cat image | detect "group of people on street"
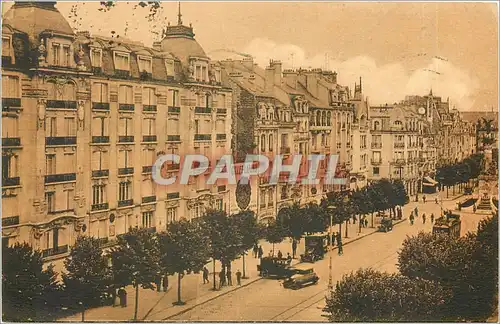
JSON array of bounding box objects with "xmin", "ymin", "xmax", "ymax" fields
[
  {"xmin": 252, "ymin": 244, "xmax": 264, "ymax": 259},
  {"xmin": 409, "ymin": 205, "xmax": 435, "ymax": 226}
]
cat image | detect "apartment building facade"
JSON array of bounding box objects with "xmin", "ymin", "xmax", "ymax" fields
[{"xmin": 1, "ymin": 3, "xmax": 233, "ymax": 257}]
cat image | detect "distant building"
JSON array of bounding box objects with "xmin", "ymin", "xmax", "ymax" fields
[{"xmin": 460, "ymin": 111, "xmax": 498, "ymax": 151}]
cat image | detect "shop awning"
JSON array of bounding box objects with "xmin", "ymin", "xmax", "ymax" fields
[{"xmin": 424, "ymin": 176, "xmax": 438, "ymax": 185}]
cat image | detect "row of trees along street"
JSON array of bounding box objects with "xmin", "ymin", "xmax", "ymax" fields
[
  {"xmin": 2, "ymin": 179, "xmax": 408, "ymax": 322},
  {"xmin": 436, "ymin": 153, "xmax": 484, "ymax": 197},
  {"xmin": 324, "ymin": 213, "xmax": 498, "ymax": 322}
]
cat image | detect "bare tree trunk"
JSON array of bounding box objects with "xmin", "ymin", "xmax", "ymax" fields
[
  {"xmin": 212, "ymin": 259, "xmax": 217, "ymax": 291},
  {"xmin": 134, "ymin": 284, "xmax": 139, "ymax": 321}
]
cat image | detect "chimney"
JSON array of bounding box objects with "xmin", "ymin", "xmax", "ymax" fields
[
  {"xmin": 283, "ymin": 69, "xmax": 298, "ymax": 89},
  {"xmin": 152, "ymin": 41, "xmax": 162, "ymax": 51},
  {"xmin": 304, "ymin": 70, "xmax": 318, "ymax": 97},
  {"xmin": 265, "ymin": 61, "xmax": 275, "ymax": 93},
  {"xmin": 272, "ymin": 60, "xmax": 282, "ymax": 86},
  {"xmin": 242, "ymin": 57, "xmax": 254, "ymax": 71}
]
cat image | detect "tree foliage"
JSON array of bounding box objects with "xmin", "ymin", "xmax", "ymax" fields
[
  {"xmin": 324, "ymin": 268, "xmax": 450, "ymax": 322},
  {"xmin": 2, "ymin": 243, "xmax": 60, "ymax": 321},
  {"xmin": 232, "ymin": 210, "xmax": 261, "ymax": 251},
  {"xmin": 203, "ymin": 209, "xmax": 243, "ymax": 266},
  {"xmin": 264, "ymin": 219, "xmax": 287, "ymax": 254},
  {"xmin": 62, "ymin": 236, "xmax": 112, "ymax": 309}
]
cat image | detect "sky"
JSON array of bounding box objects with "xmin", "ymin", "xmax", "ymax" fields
[{"xmin": 2, "ymin": 1, "xmax": 498, "ymax": 111}]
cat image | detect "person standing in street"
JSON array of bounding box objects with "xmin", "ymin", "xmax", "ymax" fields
[
  {"xmin": 336, "ymin": 232, "xmax": 343, "ymax": 255},
  {"xmin": 422, "ymin": 213, "xmax": 426, "ymax": 224},
  {"xmin": 162, "ymin": 275, "xmax": 169, "ymax": 292},
  {"xmin": 435, "ymin": 197, "xmax": 439, "ymax": 204},
  {"xmin": 410, "ymin": 213, "xmax": 414, "ymax": 225},
  {"xmin": 277, "ymin": 250, "xmax": 283, "ymax": 259},
  {"xmin": 253, "ymin": 243, "xmax": 259, "ymax": 258},
  {"xmin": 292, "ymin": 239, "xmax": 297, "ymax": 259},
  {"xmin": 202, "ymin": 267, "xmax": 209, "ymax": 284},
  {"xmin": 286, "ymin": 253, "xmax": 292, "ymax": 265},
  {"xmin": 430, "ymin": 213, "xmax": 434, "ymax": 224},
  {"xmin": 423, "ymin": 195, "xmax": 426, "ymax": 203},
  {"xmin": 258, "ymin": 246, "xmax": 263, "ymax": 259},
  {"xmin": 236, "ymin": 269, "xmax": 242, "ymax": 286},
  {"xmin": 219, "ymin": 269, "xmax": 226, "ymax": 289},
  {"xmin": 414, "ymin": 206, "xmax": 418, "ymax": 217}
]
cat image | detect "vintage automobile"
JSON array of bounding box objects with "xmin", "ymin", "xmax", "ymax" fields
[
  {"xmin": 282, "ymin": 265, "xmax": 319, "ymax": 289},
  {"xmin": 377, "ymin": 217, "xmax": 393, "ymax": 232},
  {"xmin": 257, "ymin": 256, "xmax": 293, "ymax": 278},
  {"xmin": 433, "ymin": 212, "xmax": 461, "ymax": 238},
  {"xmin": 300, "ymin": 234, "xmax": 329, "ymax": 263}
]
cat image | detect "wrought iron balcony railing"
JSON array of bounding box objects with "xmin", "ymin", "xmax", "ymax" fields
[
  {"xmin": 118, "ymin": 167, "xmax": 134, "ymax": 175},
  {"xmin": 119, "ymin": 104, "xmax": 135, "ymax": 111},
  {"xmin": 45, "ymin": 173, "xmax": 76, "ymax": 183},
  {"xmin": 2, "ymin": 215, "xmax": 19, "ymax": 227},
  {"xmin": 142, "ymin": 195, "xmax": 156, "ymax": 204},
  {"xmin": 42, "ymin": 245, "xmax": 69, "ymax": 258},
  {"xmin": 167, "ymin": 135, "xmax": 181, "ymax": 142},
  {"xmin": 143, "ymin": 105, "xmax": 157, "ymax": 112},
  {"xmin": 92, "ymin": 136, "xmax": 109, "ymax": 144},
  {"xmin": 118, "ymin": 199, "xmax": 134, "ymax": 207},
  {"xmin": 46, "ymin": 100, "xmax": 77, "ymax": 109},
  {"xmin": 91, "ymin": 203, "xmax": 109, "ymax": 211},
  {"xmin": 92, "ymin": 102, "xmax": 109, "ymax": 110},
  {"xmin": 2, "ymin": 137, "xmax": 21, "ymax": 147},
  {"xmin": 168, "ymin": 106, "xmax": 180, "ymax": 113},
  {"xmin": 92, "ymin": 169, "xmax": 109, "ymax": 178},
  {"xmin": 46, "ymin": 136, "xmax": 77, "ymax": 146}
]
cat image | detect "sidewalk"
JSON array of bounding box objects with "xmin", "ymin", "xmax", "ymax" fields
[{"xmin": 61, "ymin": 217, "xmax": 406, "ymax": 322}]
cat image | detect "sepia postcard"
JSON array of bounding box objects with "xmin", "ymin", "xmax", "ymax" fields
[{"xmin": 1, "ymin": 1, "xmax": 498, "ymax": 322}]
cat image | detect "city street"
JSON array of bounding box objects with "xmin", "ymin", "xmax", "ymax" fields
[{"xmin": 166, "ymin": 193, "xmax": 487, "ymax": 322}]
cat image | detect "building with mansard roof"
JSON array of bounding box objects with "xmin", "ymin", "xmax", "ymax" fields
[{"xmin": 1, "ymin": 2, "xmax": 234, "ymax": 269}]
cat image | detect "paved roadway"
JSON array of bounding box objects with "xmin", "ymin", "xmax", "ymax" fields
[{"xmin": 167, "ymin": 197, "xmax": 488, "ymax": 321}]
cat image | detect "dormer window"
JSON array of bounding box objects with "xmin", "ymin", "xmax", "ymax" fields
[
  {"xmin": 138, "ymin": 55, "xmax": 152, "ymax": 74},
  {"xmin": 165, "ymin": 59, "xmax": 174, "ymax": 76},
  {"xmin": 114, "ymin": 52, "xmax": 130, "ymax": 71},
  {"xmin": 63, "ymin": 45, "xmax": 71, "ymax": 66},
  {"xmin": 90, "ymin": 48, "xmax": 102, "ymax": 68},
  {"xmin": 52, "ymin": 43, "xmax": 61, "ymax": 65},
  {"xmin": 2, "ymin": 36, "xmax": 11, "ymax": 57}
]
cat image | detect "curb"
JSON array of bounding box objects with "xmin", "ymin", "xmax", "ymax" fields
[{"xmin": 160, "ymin": 219, "xmax": 407, "ymax": 321}]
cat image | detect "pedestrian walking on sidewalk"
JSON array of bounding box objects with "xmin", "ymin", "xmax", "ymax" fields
[
  {"xmin": 422, "ymin": 213, "xmax": 426, "ymax": 224},
  {"xmin": 253, "ymin": 243, "xmax": 259, "ymax": 258},
  {"xmin": 423, "ymin": 195, "xmax": 426, "ymax": 203},
  {"xmin": 286, "ymin": 253, "xmax": 292, "ymax": 265},
  {"xmin": 435, "ymin": 197, "xmax": 439, "ymax": 204},
  {"xmin": 473, "ymin": 204, "xmax": 477, "ymax": 213},
  {"xmin": 410, "ymin": 213, "xmax": 414, "ymax": 225},
  {"xmin": 236, "ymin": 269, "xmax": 242, "ymax": 286},
  {"xmin": 292, "ymin": 239, "xmax": 297, "ymax": 259},
  {"xmin": 430, "ymin": 213, "xmax": 434, "ymax": 224},
  {"xmin": 277, "ymin": 250, "xmax": 283, "ymax": 259},
  {"xmin": 414, "ymin": 206, "xmax": 418, "ymax": 217},
  {"xmin": 203, "ymin": 267, "xmax": 210, "ymax": 284},
  {"xmin": 336, "ymin": 233, "xmax": 343, "ymax": 255},
  {"xmin": 162, "ymin": 275, "xmax": 169, "ymax": 292},
  {"xmin": 226, "ymin": 268, "xmax": 232, "ymax": 286},
  {"xmin": 258, "ymin": 246, "xmax": 263, "ymax": 259}
]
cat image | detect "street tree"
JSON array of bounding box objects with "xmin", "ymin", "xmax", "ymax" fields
[
  {"xmin": 233, "ymin": 210, "xmax": 261, "ymax": 278},
  {"xmin": 159, "ymin": 219, "xmax": 210, "ymax": 305},
  {"xmin": 277, "ymin": 203, "xmax": 306, "ymax": 250},
  {"xmin": 264, "ymin": 219, "xmax": 287, "ymax": 256},
  {"xmin": 2, "ymin": 243, "xmax": 60, "ymax": 321},
  {"xmin": 397, "ymin": 232, "xmax": 482, "ymax": 320},
  {"xmin": 324, "ymin": 268, "xmax": 451, "ymax": 322},
  {"xmin": 62, "ymin": 236, "xmax": 112, "ymax": 311},
  {"xmin": 110, "ymin": 227, "xmax": 161, "ymax": 320},
  {"xmin": 203, "ymin": 209, "xmax": 243, "ymax": 290},
  {"xmin": 303, "ymin": 202, "xmax": 328, "ymax": 234}
]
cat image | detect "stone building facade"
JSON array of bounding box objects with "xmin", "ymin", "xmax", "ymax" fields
[{"xmin": 1, "ymin": 3, "xmax": 233, "ymax": 258}]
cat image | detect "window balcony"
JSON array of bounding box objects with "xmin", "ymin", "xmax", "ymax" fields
[
  {"xmin": 371, "ymin": 142, "xmax": 382, "ymax": 149},
  {"xmin": 118, "ymin": 167, "xmax": 134, "ymax": 175},
  {"xmin": 92, "ymin": 66, "xmax": 103, "ymax": 74},
  {"xmin": 216, "ymin": 108, "xmax": 227, "ymax": 115},
  {"xmin": 2, "ymin": 176, "xmax": 20, "ymax": 187},
  {"xmin": 280, "ymin": 147, "xmax": 291, "ymax": 154},
  {"xmin": 92, "ymin": 169, "xmax": 109, "ymax": 178},
  {"xmin": 91, "ymin": 202, "xmax": 109, "ymax": 211},
  {"xmin": 42, "ymin": 245, "xmax": 69, "ymax": 258},
  {"xmin": 119, "ymin": 104, "xmax": 134, "ymax": 111},
  {"xmin": 118, "ymin": 136, "xmax": 134, "ymax": 143},
  {"xmin": 45, "ymin": 173, "xmax": 76, "ymax": 184},
  {"xmin": 371, "ymin": 159, "xmax": 382, "ymax": 165},
  {"xmin": 142, "ymin": 135, "xmax": 157, "ymax": 142},
  {"xmin": 167, "ymin": 163, "xmax": 180, "ymax": 171},
  {"xmin": 46, "ymin": 136, "xmax": 77, "ymax": 146},
  {"xmin": 167, "ymin": 135, "xmax": 181, "ymax": 142},
  {"xmin": 168, "ymin": 106, "xmax": 180, "ymax": 113},
  {"xmin": 2, "ymin": 98, "xmax": 21, "ymax": 109},
  {"xmin": 216, "ymin": 134, "xmax": 226, "ymax": 140},
  {"xmin": 48, "ymin": 208, "xmax": 75, "ymax": 215},
  {"xmin": 394, "ymin": 142, "xmax": 405, "ymax": 149},
  {"xmin": 115, "ymin": 69, "xmax": 130, "ymax": 78},
  {"xmin": 2, "ymin": 216, "xmax": 19, "ymax": 227},
  {"xmin": 143, "ymin": 105, "xmax": 157, "ymax": 112},
  {"xmin": 96, "ymin": 237, "xmax": 109, "ymax": 247},
  {"xmin": 140, "ymin": 71, "xmax": 153, "ymax": 81},
  {"xmin": 92, "ymin": 102, "xmax": 109, "ymax": 110},
  {"xmin": 391, "ymin": 159, "xmax": 406, "ymax": 166},
  {"xmin": 167, "ymin": 192, "xmax": 180, "ymax": 200},
  {"xmin": 194, "ymin": 134, "xmax": 211, "ymax": 141},
  {"xmin": 2, "ymin": 137, "xmax": 21, "ymax": 147},
  {"xmin": 46, "ymin": 100, "xmax": 77, "ymax": 109},
  {"xmin": 195, "ymin": 107, "xmax": 212, "ymax": 114},
  {"xmin": 142, "ymin": 195, "xmax": 156, "ymax": 204},
  {"xmin": 118, "ymin": 199, "xmax": 134, "ymax": 207},
  {"xmin": 92, "ymin": 136, "xmax": 109, "ymax": 144},
  {"xmin": 142, "ymin": 166, "xmax": 152, "ymax": 174}
]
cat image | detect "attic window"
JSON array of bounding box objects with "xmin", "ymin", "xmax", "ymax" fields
[
  {"xmin": 114, "ymin": 52, "xmax": 130, "ymax": 71},
  {"xmin": 138, "ymin": 55, "xmax": 152, "ymax": 74},
  {"xmin": 2, "ymin": 36, "xmax": 12, "ymax": 57},
  {"xmin": 165, "ymin": 59, "xmax": 174, "ymax": 76},
  {"xmin": 90, "ymin": 48, "xmax": 102, "ymax": 67}
]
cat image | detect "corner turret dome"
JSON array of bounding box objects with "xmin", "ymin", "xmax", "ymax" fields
[{"xmin": 3, "ymin": 2, "xmax": 74, "ymax": 44}]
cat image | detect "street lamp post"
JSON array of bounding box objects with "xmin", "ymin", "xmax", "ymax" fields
[{"xmin": 327, "ymin": 206, "xmax": 335, "ymax": 291}]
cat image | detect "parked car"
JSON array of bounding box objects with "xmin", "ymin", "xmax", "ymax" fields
[
  {"xmin": 257, "ymin": 257, "xmax": 293, "ymax": 278},
  {"xmin": 377, "ymin": 217, "xmax": 393, "ymax": 232},
  {"xmin": 282, "ymin": 265, "xmax": 319, "ymax": 289}
]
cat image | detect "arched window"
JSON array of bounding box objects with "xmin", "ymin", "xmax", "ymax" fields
[
  {"xmin": 316, "ymin": 111, "xmax": 321, "ymax": 126},
  {"xmin": 374, "ymin": 120, "xmax": 380, "ymax": 130},
  {"xmin": 261, "ymin": 134, "xmax": 266, "ymax": 152},
  {"xmin": 310, "ymin": 115, "xmax": 315, "ymax": 126},
  {"xmin": 268, "ymin": 134, "xmax": 273, "ymax": 152},
  {"xmin": 322, "ymin": 111, "xmax": 326, "ymax": 126},
  {"xmin": 327, "ymin": 112, "xmax": 332, "ymax": 126}
]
